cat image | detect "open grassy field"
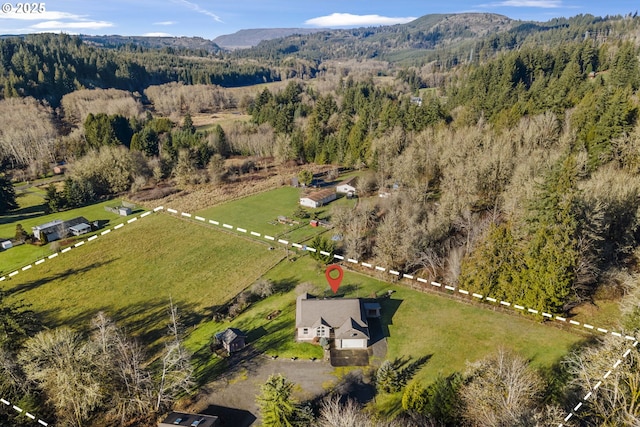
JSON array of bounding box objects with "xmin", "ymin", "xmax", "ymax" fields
[
  {"xmin": 185, "ymin": 254, "xmax": 585, "ymax": 388},
  {"xmin": 0, "ymin": 213, "xmax": 284, "ymax": 350},
  {"xmin": 0, "ymin": 197, "xmax": 130, "ymax": 274},
  {"xmin": 195, "ymin": 186, "xmax": 355, "ymax": 244}
]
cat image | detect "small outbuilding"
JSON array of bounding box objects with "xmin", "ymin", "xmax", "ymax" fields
[
  {"xmin": 118, "ymin": 206, "xmax": 132, "ymax": 216},
  {"xmin": 300, "ymin": 189, "xmax": 337, "ymax": 208},
  {"xmin": 1, "ymin": 240, "xmax": 12, "ymax": 250},
  {"xmin": 215, "ymin": 328, "xmax": 247, "ymax": 353},
  {"xmin": 336, "ymin": 177, "xmax": 357, "ymax": 195},
  {"xmin": 69, "ymin": 223, "xmax": 92, "ymax": 236},
  {"xmin": 159, "ymin": 412, "xmax": 219, "ymax": 427}
]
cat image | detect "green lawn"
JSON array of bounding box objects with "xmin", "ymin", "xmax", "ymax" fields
[
  {"xmin": 185, "ymin": 254, "xmax": 585, "ymax": 388},
  {"xmin": 1, "ymin": 198, "xmax": 132, "ymax": 274},
  {"xmin": 1, "ymin": 214, "xmax": 284, "ymax": 350},
  {"xmin": 195, "ymin": 186, "xmax": 354, "ymax": 244}
]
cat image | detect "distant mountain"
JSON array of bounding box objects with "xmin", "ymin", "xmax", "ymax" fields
[
  {"xmin": 229, "ymin": 13, "xmax": 517, "ymax": 64},
  {"xmin": 213, "ymin": 28, "xmax": 325, "ymax": 50},
  {"xmin": 80, "ymin": 35, "xmax": 222, "ymax": 53}
]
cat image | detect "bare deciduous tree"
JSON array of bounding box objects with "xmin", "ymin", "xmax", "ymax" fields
[{"xmin": 460, "ymin": 349, "xmax": 543, "ymax": 427}]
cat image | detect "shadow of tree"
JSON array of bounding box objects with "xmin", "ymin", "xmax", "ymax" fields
[{"xmin": 5, "ymin": 259, "xmax": 116, "ymax": 297}]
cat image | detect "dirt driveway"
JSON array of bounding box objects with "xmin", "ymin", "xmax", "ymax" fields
[{"xmin": 188, "ymin": 354, "xmax": 336, "ymax": 426}]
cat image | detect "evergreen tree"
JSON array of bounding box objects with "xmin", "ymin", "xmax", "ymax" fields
[
  {"xmin": 0, "ymin": 175, "xmax": 18, "ymax": 213},
  {"xmin": 257, "ymin": 374, "xmax": 296, "ymax": 427}
]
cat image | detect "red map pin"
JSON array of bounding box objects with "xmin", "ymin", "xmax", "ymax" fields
[{"xmin": 325, "ymin": 264, "xmax": 344, "ymax": 294}]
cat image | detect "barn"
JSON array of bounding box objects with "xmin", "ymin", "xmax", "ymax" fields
[{"xmin": 299, "ymin": 189, "xmax": 337, "ymax": 208}]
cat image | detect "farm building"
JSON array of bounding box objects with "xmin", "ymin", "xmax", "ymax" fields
[
  {"xmin": 32, "ymin": 217, "xmax": 90, "ymax": 242},
  {"xmin": 336, "ymin": 177, "xmax": 357, "ymax": 195},
  {"xmin": 158, "ymin": 412, "xmax": 219, "ymax": 427},
  {"xmin": 215, "ymin": 328, "xmax": 247, "ymax": 353},
  {"xmin": 296, "ymin": 293, "xmax": 375, "ymax": 350},
  {"xmin": 299, "ymin": 188, "xmax": 337, "ymax": 208},
  {"xmin": 69, "ymin": 223, "xmax": 92, "ymax": 236}
]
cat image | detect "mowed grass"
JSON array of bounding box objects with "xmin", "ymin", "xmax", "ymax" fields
[
  {"xmin": 0, "ymin": 198, "xmax": 130, "ymax": 273},
  {"xmin": 196, "ymin": 187, "xmax": 354, "ymax": 244},
  {"xmin": 185, "ymin": 254, "xmax": 585, "ymax": 387},
  {"xmin": 1, "ymin": 214, "xmax": 284, "ymax": 349}
]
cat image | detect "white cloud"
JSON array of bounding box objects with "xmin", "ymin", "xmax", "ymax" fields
[
  {"xmin": 482, "ymin": 0, "xmax": 563, "ymax": 7},
  {"xmin": 143, "ymin": 32, "xmax": 174, "ymax": 37},
  {"xmin": 305, "ymin": 13, "xmax": 417, "ymax": 28},
  {"xmin": 0, "ymin": 10, "xmax": 87, "ymax": 21},
  {"xmin": 172, "ymin": 0, "xmax": 223, "ymax": 23},
  {"xmin": 153, "ymin": 21, "xmax": 176, "ymax": 26},
  {"xmin": 30, "ymin": 20, "xmax": 114, "ymax": 30}
]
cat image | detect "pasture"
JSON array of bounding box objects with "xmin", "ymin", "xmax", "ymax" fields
[
  {"xmin": 0, "ymin": 193, "xmax": 129, "ymax": 273},
  {"xmin": 186, "ymin": 254, "xmax": 585, "ymax": 387},
  {"xmin": 0, "ymin": 213, "xmax": 284, "ymax": 350},
  {"xmin": 196, "ymin": 186, "xmax": 354, "ymax": 244}
]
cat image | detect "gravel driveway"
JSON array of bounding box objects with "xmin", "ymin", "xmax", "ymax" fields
[{"xmin": 188, "ymin": 353, "xmax": 336, "ymax": 426}]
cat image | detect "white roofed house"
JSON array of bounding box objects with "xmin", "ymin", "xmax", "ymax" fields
[
  {"xmin": 295, "ymin": 293, "xmax": 370, "ymax": 350},
  {"xmin": 299, "ymin": 188, "xmax": 337, "ymax": 208},
  {"xmin": 336, "ymin": 177, "xmax": 357, "ymax": 195},
  {"xmin": 32, "ymin": 217, "xmax": 90, "ymax": 242}
]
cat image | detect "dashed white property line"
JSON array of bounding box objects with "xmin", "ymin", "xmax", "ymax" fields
[
  {"xmin": 1, "ymin": 210, "xmax": 153, "ymax": 285},
  {"xmin": 558, "ymin": 340, "xmax": 639, "ymax": 427},
  {"xmin": 163, "ymin": 207, "xmax": 638, "ymax": 343},
  {"xmin": 1, "ymin": 395, "xmax": 49, "ymax": 426}
]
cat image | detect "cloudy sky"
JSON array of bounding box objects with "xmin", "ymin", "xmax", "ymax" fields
[{"xmin": 0, "ymin": 1, "xmax": 634, "ymax": 39}]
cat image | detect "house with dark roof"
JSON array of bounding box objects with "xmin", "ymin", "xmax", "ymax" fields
[
  {"xmin": 158, "ymin": 412, "xmax": 219, "ymax": 427},
  {"xmin": 215, "ymin": 328, "xmax": 247, "ymax": 353},
  {"xmin": 295, "ymin": 294, "xmax": 375, "ymax": 350}
]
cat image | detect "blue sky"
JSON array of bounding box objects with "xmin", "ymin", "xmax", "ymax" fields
[{"xmin": 0, "ymin": 1, "xmax": 635, "ymax": 39}]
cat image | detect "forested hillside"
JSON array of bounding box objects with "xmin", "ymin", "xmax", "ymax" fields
[
  {"xmin": 0, "ymin": 33, "xmax": 279, "ymax": 107},
  {"xmin": 1, "ymin": 11, "xmax": 640, "ymax": 426}
]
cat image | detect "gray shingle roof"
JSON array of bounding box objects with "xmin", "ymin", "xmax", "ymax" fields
[{"xmin": 296, "ymin": 294, "xmax": 369, "ymax": 338}]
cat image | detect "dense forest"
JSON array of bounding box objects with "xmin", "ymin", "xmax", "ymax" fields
[
  {"xmin": 0, "ymin": 33, "xmax": 279, "ymax": 107},
  {"xmin": 2, "ymin": 11, "xmax": 640, "ymax": 427}
]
